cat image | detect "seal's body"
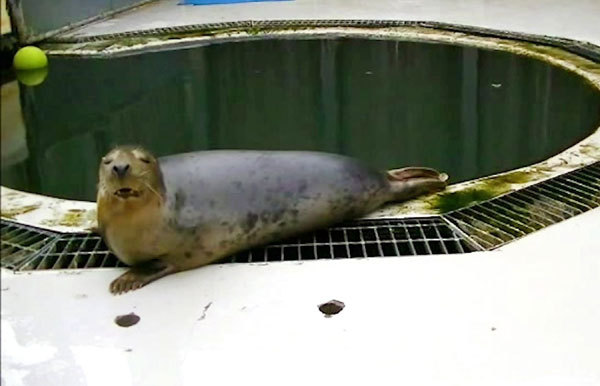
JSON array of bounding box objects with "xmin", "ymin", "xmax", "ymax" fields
[{"xmin": 97, "ymin": 147, "xmax": 448, "ymax": 294}]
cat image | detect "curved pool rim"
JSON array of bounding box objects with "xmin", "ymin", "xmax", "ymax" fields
[{"xmin": 2, "ymin": 22, "xmax": 600, "ymax": 234}]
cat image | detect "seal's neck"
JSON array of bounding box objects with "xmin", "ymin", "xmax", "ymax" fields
[{"xmin": 97, "ymin": 189, "xmax": 164, "ymax": 228}]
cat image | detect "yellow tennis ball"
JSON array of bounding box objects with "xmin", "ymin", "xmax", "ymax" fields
[
  {"xmin": 13, "ymin": 46, "xmax": 48, "ymax": 70},
  {"xmin": 16, "ymin": 68, "xmax": 49, "ymax": 86}
]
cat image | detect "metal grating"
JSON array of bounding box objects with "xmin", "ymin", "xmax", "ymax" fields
[
  {"xmin": 20, "ymin": 233, "xmax": 126, "ymax": 270},
  {"xmin": 0, "ymin": 222, "xmax": 126, "ymax": 271},
  {"xmin": 1, "ymin": 221, "xmax": 57, "ymax": 269},
  {"xmin": 227, "ymin": 217, "xmax": 479, "ymax": 263},
  {"xmin": 444, "ymin": 161, "xmax": 600, "ymax": 249},
  {"xmin": 0, "ymin": 217, "xmax": 478, "ymax": 271}
]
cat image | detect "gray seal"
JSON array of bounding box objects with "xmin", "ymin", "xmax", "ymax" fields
[{"xmin": 96, "ymin": 146, "xmax": 448, "ymax": 294}]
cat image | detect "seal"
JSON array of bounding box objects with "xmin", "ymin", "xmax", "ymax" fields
[{"xmin": 97, "ymin": 146, "xmax": 448, "ymax": 294}]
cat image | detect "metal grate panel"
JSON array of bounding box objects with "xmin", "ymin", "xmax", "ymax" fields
[
  {"xmin": 1, "ymin": 217, "xmax": 477, "ymax": 271},
  {"xmin": 1, "ymin": 221, "xmax": 58, "ymax": 269},
  {"xmin": 19, "ymin": 233, "xmax": 126, "ymax": 270},
  {"xmin": 444, "ymin": 161, "xmax": 600, "ymax": 249},
  {"xmin": 227, "ymin": 217, "xmax": 479, "ymax": 263}
]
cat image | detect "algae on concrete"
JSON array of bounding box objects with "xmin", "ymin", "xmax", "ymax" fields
[
  {"xmin": 1, "ymin": 204, "xmax": 41, "ymax": 219},
  {"xmin": 430, "ymin": 188, "xmax": 498, "ymax": 213}
]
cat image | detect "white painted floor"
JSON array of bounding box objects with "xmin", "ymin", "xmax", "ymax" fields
[
  {"xmin": 2, "ymin": 211, "xmax": 600, "ymax": 386},
  {"xmin": 62, "ymin": 0, "xmax": 600, "ymax": 45}
]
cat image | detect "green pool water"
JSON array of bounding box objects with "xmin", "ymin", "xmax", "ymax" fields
[{"xmin": 1, "ymin": 37, "xmax": 599, "ymax": 201}]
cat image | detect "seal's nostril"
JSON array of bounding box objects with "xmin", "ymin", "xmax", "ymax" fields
[{"xmin": 112, "ymin": 164, "xmax": 130, "ymax": 178}]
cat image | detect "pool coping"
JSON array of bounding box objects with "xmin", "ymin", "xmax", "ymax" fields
[{"xmin": 2, "ymin": 24, "xmax": 600, "ymax": 233}]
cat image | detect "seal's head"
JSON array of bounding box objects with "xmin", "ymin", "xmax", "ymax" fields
[{"xmin": 97, "ymin": 146, "xmax": 164, "ymax": 202}]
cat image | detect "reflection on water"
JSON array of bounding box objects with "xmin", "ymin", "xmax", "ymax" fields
[{"xmin": 1, "ymin": 38, "xmax": 599, "ymax": 201}]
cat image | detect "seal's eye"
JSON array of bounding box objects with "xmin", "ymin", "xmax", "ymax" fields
[
  {"xmin": 139, "ymin": 157, "xmax": 151, "ymax": 164},
  {"xmin": 103, "ymin": 158, "xmax": 112, "ymax": 165}
]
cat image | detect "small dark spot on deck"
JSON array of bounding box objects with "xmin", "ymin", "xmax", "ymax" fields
[
  {"xmin": 115, "ymin": 313, "xmax": 140, "ymax": 327},
  {"xmin": 185, "ymin": 251, "xmax": 192, "ymax": 259},
  {"xmin": 198, "ymin": 302, "xmax": 213, "ymax": 321},
  {"xmin": 318, "ymin": 300, "xmax": 345, "ymax": 317}
]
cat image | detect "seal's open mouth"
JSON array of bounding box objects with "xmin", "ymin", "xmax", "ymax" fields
[{"xmin": 114, "ymin": 188, "xmax": 140, "ymax": 198}]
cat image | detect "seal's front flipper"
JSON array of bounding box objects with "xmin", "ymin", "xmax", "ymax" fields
[
  {"xmin": 109, "ymin": 259, "xmax": 177, "ymax": 295},
  {"xmin": 386, "ymin": 167, "xmax": 449, "ymax": 202}
]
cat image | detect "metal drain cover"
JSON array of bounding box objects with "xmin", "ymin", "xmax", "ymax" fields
[
  {"xmin": 1, "ymin": 217, "xmax": 477, "ymax": 271},
  {"xmin": 444, "ymin": 161, "xmax": 600, "ymax": 249}
]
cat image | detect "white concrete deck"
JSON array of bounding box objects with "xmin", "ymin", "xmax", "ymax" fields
[
  {"xmin": 2, "ymin": 209, "xmax": 599, "ymax": 386},
  {"xmin": 61, "ymin": 0, "xmax": 600, "ymax": 45}
]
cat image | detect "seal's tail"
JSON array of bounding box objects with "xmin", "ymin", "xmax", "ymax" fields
[{"xmin": 385, "ymin": 167, "xmax": 448, "ymax": 202}]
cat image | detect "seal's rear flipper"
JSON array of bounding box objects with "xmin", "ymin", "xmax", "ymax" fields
[
  {"xmin": 387, "ymin": 167, "xmax": 448, "ymax": 182},
  {"xmin": 386, "ymin": 167, "xmax": 448, "ymax": 202},
  {"xmin": 110, "ymin": 259, "xmax": 178, "ymax": 295}
]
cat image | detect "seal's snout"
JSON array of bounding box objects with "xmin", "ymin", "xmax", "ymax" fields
[
  {"xmin": 112, "ymin": 164, "xmax": 130, "ymax": 178},
  {"xmin": 98, "ymin": 146, "xmax": 165, "ymax": 204}
]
